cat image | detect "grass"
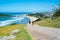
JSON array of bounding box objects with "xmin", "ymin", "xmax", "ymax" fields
[
  {"xmin": 0, "ymin": 24, "xmax": 32, "ymax": 40},
  {"xmin": 15, "ymin": 29, "xmax": 31, "ymax": 40},
  {"xmin": 35, "ymin": 17, "xmax": 60, "ymax": 28}
]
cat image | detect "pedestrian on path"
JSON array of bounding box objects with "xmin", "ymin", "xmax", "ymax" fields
[{"xmin": 27, "ymin": 16, "xmax": 38, "ymax": 26}]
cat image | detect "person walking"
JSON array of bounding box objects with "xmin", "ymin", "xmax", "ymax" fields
[{"xmin": 27, "ymin": 16, "xmax": 38, "ymax": 26}]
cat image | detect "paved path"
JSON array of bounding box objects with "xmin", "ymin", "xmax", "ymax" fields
[{"xmin": 26, "ymin": 24, "xmax": 60, "ymax": 40}]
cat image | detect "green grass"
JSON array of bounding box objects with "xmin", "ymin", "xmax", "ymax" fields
[
  {"xmin": 0, "ymin": 24, "xmax": 32, "ymax": 40},
  {"xmin": 35, "ymin": 17, "xmax": 60, "ymax": 28},
  {"xmin": 15, "ymin": 29, "xmax": 31, "ymax": 40}
]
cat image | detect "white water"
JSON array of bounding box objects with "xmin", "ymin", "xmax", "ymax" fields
[{"xmin": 0, "ymin": 14, "xmax": 27, "ymax": 27}]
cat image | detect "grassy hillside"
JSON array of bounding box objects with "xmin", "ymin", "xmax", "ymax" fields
[
  {"xmin": 35, "ymin": 17, "xmax": 60, "ymax": 28},
  {"xmin": 0, "ymin": 24, "xmax": 32, "ymax": 40}
]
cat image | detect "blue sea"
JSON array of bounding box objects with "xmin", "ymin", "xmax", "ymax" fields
[{"xmin": 0, "ymin": 13, "xmax": 31, "ymax": 25}]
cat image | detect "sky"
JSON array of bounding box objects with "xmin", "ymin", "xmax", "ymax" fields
[{"xmin": 0, "ymin": 0, "xmax": 60, "ymax": 12}]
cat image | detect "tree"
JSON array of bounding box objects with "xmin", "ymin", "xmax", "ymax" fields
[
  {"xmin": 28, "ymin": 12, "xmax": 45, "ymax": 19},
  {"xmin": 52, "ymin": 4, "xmax": 60, "ymax": 18}
]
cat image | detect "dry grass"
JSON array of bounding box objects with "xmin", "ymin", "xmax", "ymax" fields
[
  {"xmin": 0, "ymin": 24, "xmax": 32, "ymax": 40},
  {"xmin": 35, "ymin": 18, "xmax": 60, "ymax": 28},
  {"xmin": 0, "ymin": 24, "xmax": 25, "ymax": 36}
]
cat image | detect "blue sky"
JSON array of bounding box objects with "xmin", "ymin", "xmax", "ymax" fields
[{"xmin": 0, "ymin": 0, "xmax": 60, "ymax": 12}]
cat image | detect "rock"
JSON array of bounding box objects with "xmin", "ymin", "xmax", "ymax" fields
[
  {"xmin": 9, "ymin": 35, "xmax": 16, "ymax": 40},
  {"xmin": 0, "ymin": 29, "xmax": 19, "ymax": 40},
  {"xmin": 1, "ymin": 36, "xmax": 9, "ymax": 40},
  {"xmin": 10, "ymin": 29, "xmax": 20, "ymax": 35}
]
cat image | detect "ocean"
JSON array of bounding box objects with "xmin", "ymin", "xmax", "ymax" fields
[{"xmin": 0, "ymin": 13, "xmax": 30, "ymax": 26}]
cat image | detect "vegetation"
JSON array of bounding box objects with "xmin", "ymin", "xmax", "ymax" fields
[
  {"xmin": 0, "ymin": 24, "xmax": 31, "ymax": 40},
  {"xmin": 35, "ymin": 17, "xmax": 60, "ymax": 28},
  {"xmin": 35, "ymin": 5, "xmax": 60, "ymax": 28},
  {"xmin": 52, "ymin": 5, "xmax": 60, "ymax": 19},
  {"xmin": 27, "ymin": 12, "xmax": 49, "ymax": 22},
  {"xmin": 27, "ymin": 4, "xmax": 60, "ymax": 28}
]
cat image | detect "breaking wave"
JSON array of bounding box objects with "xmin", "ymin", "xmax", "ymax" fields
[{"xmin": 0, "ymin": 14, "xmax": 27, "ymax": 27}]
